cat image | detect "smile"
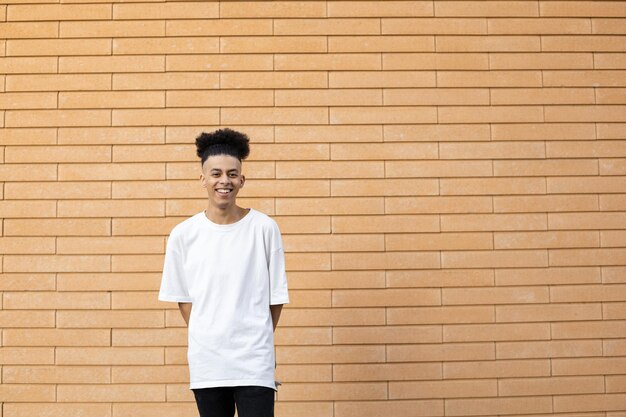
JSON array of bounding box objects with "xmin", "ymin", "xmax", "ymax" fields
[{"xmin": 215, "ymin": 188, "xmax": 232, "ymax": 195}]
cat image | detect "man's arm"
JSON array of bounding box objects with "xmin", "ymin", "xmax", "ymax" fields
[
  {"xmin": 270, "ymin": 304, "xmax": 283, "ymax": 331},
  {"xmin": 178, "ymin": 302, "xmax": 192, "ymax": 326}
]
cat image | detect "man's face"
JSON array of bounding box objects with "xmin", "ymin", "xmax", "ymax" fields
[{"xmin": 200, "ymin": 154, "xmax": 245, "ymax": 209}]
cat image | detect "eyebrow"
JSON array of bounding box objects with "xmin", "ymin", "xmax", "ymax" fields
[{"xmin": 210, "ymin": 168, "xmax": 239, "ymax": 173}]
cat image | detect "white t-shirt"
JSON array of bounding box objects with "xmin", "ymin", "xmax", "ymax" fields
[{"xmin": 158, "ymin": 208, "xmax": 289, "ymax": 390}]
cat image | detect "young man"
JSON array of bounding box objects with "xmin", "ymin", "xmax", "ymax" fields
[{"xmin": 158, "ymin": 128, "xmax": 289, "ymax": 417}]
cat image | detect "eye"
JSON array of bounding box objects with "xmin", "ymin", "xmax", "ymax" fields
[{"xmin": 229, "ymin": 173, "xmax": 238, "ymax": 177}]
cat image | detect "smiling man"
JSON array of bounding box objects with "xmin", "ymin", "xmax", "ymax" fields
[{"xmin": 158, "ymin": 128, "xmax": 289, "ymax": 417}]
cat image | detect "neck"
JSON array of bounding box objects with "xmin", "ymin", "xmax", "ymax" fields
[{"xmin": 204, "ymin": 204, "xmax": 248, "ymax": 225}]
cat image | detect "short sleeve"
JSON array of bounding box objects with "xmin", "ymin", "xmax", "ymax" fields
[
  {"xmin": 268, "ymin": 222, "xmax": 289, "ymax": 305},
  {"xmin": 158, "ymin": 229, "xmax": 193, "ymax": 303}
]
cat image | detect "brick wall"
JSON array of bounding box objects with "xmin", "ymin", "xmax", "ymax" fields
[{"xmin": 1, "ymin": 1, "xmax": 625, "ymax": 416}]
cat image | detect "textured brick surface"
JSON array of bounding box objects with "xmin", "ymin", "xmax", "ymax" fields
[{"xmin": 0, "ymin": 1, "xmax": 624, "ymax": 416}]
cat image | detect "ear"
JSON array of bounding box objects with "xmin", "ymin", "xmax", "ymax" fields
[
  {"xmin": 240, "ymin": 174, "xmax": 245, "ymax": 188},
  {"xmin": 199, "ymin": 172, "xmax": 207, "ymax": 188}
]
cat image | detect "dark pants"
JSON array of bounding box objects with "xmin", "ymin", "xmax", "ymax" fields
[{"xmin": 192, "ymin": 386, "xmax": 275, "ymax": 417}]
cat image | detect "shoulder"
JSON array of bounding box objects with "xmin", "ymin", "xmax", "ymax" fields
[
  {"xmin": 168, "ymin": 212, "xmax": 203, "ymax": 239},
  {"xmin": 249, "ymin": 209, "xmax": 280, "ymax": 230}
]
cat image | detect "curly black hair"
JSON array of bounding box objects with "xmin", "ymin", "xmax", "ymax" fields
[{"xmin": 195, "ymin": 128, "xmax": 250, "ymax": 166}]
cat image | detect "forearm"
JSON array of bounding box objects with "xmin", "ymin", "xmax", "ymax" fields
[
  {"xmin": 178, "ymin": 302, "xmax": 192, "ymax": 326},
  {"xmin": 270, "ymin": 304, "xmax": 283, "ymax": 331}
]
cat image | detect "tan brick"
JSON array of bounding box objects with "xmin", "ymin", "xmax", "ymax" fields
[
  {"xmin": 444, "ymin": 286, "xmax": 549, "ymax": 305},
  {"xmin": 7, "ymin": 4, "xmax": 111, "ymax": 21},
  {"xmin": 4, "ymin": 181, "xmax": 111, "ymax": 200},
  {"xmin": 3, "ymin": 365, "xmax": 110, "ymax": 383},
  {"xmin": 279, "ymin": 382, "xmax": 387, "ymax": 401},
  {"xmin": 438, "ymin": 35, "xmax": 540, "ymax": 52},
  {"xmin": 113, "ymin": 73, "xmax": 218, "ymax": 90},
  {"xmin": 386, "ymin": 232, "xmax": 492, "ymax": 250},
  {"xmin": 57, "ymin": 310, "xmax": 163, "ymax": 329},
  {"xmin": 603, "ymin": 267, "xmax": 626, "ymax": 284},
  {"xmin": 222, "ymin": 36, "xmax": 326, "ymax": 53},
  {"xmin": 595, "ymin": 53, "xmax": 626, "ymax": 69},
  {"xmin": 384, "ymin": 123, "xmax": 490, "ymax": 142},
  {"xmin": 57, "ymin": 273, "xmax": 159, "ymax": 292},
  {"xmin": 543, "ymin": 36, "xmax": 626, "ymax": 52},
  {"xmin": 603, "ymin": 230, "xmax": 626, "ymax": 247},
  {"xmin": 0, "ymin": 347, "xmax": 55, "ymax": 365},
  {"xmin": 58, "ymin": 91, "xmax": 165, "ymax": 109},
  {"xmin": 61, "ymin": 20, "xmax": 164, "ymax": 38},
  {"xmin": 385, "ymin": 88, "xmax": 489, "ymax": 105},
  {"xmin": 277, "ymin": 197, "xmax": 384, "ymax": 215},
  {"xmin": 438, "ymin": 70, "xmax": 542, "ymax": 87},
  {"xmin": 550, "ymin": 248, "xmax": 626, "ymax": 266},
  {"xmin": 332, "ymin": 178, "xmax": 437, "ymax": 196},
  {"xmin": 112, "ymin": 365, "xmax": 187, "ymax": 384},
  {"xmin": 6, "ymin": 145, "xmax": 110, "ymax": 163},
  {"xmin": 436, "ymin": 1, "xmax": 538, "ymax": 16},
  {"xmin": 167, "ymin": 90, "xmax": 272, "ymax": 108},
  {"xmin": 598, "ymin": 123, "xmax": 626, "ymax": 139},
  {"xmin": 494, "ymin": 195, "xmax": 598, "ymax": 213},
  {"xmin": 283, "ymin": 234, "xmax": 383, "ymax": 252},
  {"xmin": 493, "ymin": 122, "xmax": 595, "ymax": 141},
  {"xmin": 551, "ymin": 284, "xmax": 626, "ymax": 303},
  {"xmin": 113, "ymin": 2, "xmax": 218, "ymax": 19},
  {"xmin": 0, "ymin": 164, "xmax": 56, "ymax": 181},
  {"xmin": 274, "ymin": 53, "xmax": 381, "ymax": 71},
  {"xmin": 550, "ymin": 140, "xmax": 626, "ymax": 158},
  {"xmin": 333, "ymin": 288, "xmax": 440, "ymax": 307},
  {"xmin": 446, "ymin": 396, "xmax": 553, "ymax": 416},
  {"xmin": 494, "ymin": 159, "xmax": 598, "ymax": 176},
  {"xmin": 605, "ymin": 339, "xmax": 626, "ymax": 356},
  {"xmin": 328, "ymin": 1, "xmax": 433, "ymax": 17},
  {"xmin": 5, "ymin": 403, "xmax": 111, "ymax": 417},
  {"xmin": 442, "ymin": 249, "xmax": 548, "ymax": 268},
  {"xmin": 6, "ymin": 74, "xmax": 111, "ymax": 92},
  {"xmin": 0, "ymin": 21, "xmax": 58, "ymax": 38},
  {"xmin": 286, "ymin": 271, "xmax": 385, "ymax": 290},
  {"xmin": 387, "ymin": 269, "xmax": 494, "ymax": 288},
  {"xmin": 113, "ymin": 403, "xmax": 198, "ymax": 417},
  {"xmin": 334, "ymin": 362, "xmax": 441, "ymax": 381},
  {"xmin": 112, "ymin": 108, "xmax": 219, "ymax": 127},
  {"xmin": 222, "ymin": 107, "xmax": 328, "ymax": 125},
  {"xmin": 112, "ymin": 216, "xmax": 192, "ymax": 237},
  {"xmin": 383, "ymin": 17, "xmax": 485, "ymax": 34},
  {"xmin": 445, "ymin": 323, "xmax": 551, "ymax": 342},
  {"xmin": 6, "ymin": 109, "xmax": 111, "ymax": 128},
  {"xmin": 4, "ymin": 254, "xmax": 110, "ymax": 273},
  {"xmin": 607, "ymin": 375, "xmax": 626, "ymax": 393},
  {"xmin": 332, "ymin": 106, "xmax": 437, "ymax": 124},
  {"xmin": 0, "ymin": 310, "xmax": 54, "ymax": 328},
  {"xmin": 221, "ymin": 71, "xmax": 327, "ymax": 89},
  {"xmin": 0, "ymin": 57, "xmax": 57, "ymax": 74},
  {"xmin": 279, "ymin": 308, "xmax": 385, "ymax": 327},
  {"xmin": 274, "ymin": 215, "xmax": 330, "ymax": 234},
  {"xmin": 0, "ymin": 384, "xmax": 56, "ymax": 402},
  {"xmin": 547, "ymin": 105, "xmax": 626, "ymax": 122},
  {"xmin": 548, "ymin": 176, "xmax": 626, "ymax": 194},
  {"xmin": 601, "ymin": 194, "xmax": 626, "ymax": 211},
  {"xmin": 446, "ymin": 359, "xmax": 552, "ymax": 379},
  {"xmin": 387, "ymin": 342, "xmax": 495, "ymax": 362},
  {"xmin": 603, "ymin": 302, "xmax": 626, "ymax": 320},
  {"xmin": 495, "ymin": 230, "xmax": 599, "ymax": 249},
  {"xmin": 593, "ymin": 18, "xmax": 626, "ymax": 34},
  {"xmin": 4, "ymin": 290, "xmax": 110, "ymax": 310},
  {"xmin": 56, "ymin": 200, "xmax": 159, "ymax": 219},
  {"xmin": 277, "ymin": 345, "xmax": 385, "ymax": 364},
  {"xmin": 167, "ymin": 54, "xmax": 272, "ymax": 72},
  {"xmin": 383, "ymin": 52, "xmax": 489, "ymax": 70},
  {"xmin": 275, "ymin": 18, "xmax": 379, "ymax": 35},
  {"xmin": 60, "ymin": 56, "xmax": 165, "ymax": 74},
  {"xmin": 440, "ymin": 105, "xmax": 544, "ymax": 123},
  {"xmin": 554, "ymin": 393, "xmax": 626, "ymax": 413},
  {"xmin": 276, "ymin": 88, "xmax": 382, "ymax": 107},
  {"xmin": 597, "ymin": 88, "xmax": 626, "ymax": 105},
  {"xmin": 276, "ymin": 125, "xmax": 382, "ymax": 143},
  {"xmin": 442, "ymin": 140, "xmax": 544, "ymax": 158},
  {"xmin": 492, "ymin": 87, "xmax": 594, "ymax": 105},
  {"xmin": 166, "ymin": 19, "xmax": 271, "ymax": 37},
  {"xmin": 497, "ymin": 303, "xmax": 602, "ymax": 322},
  {"xmin": 111, "ymin": 290, "xmax": 170, "ymax": 309},
  {"xmin": 333, "ymin": 250, "xmax": 440, "ymax": 270},
  {"xmin": 333, "ymin": 325, "xmax": 441, "ymax": 345},
  {"xmin": 274, "ymin": 327, "xmax": 332, "ymax": 344},
  {"xmin": 220, "ymin": 1, "xmax": 326, "ymax": 17},
  {"xmin": 553, "ymin": 357, "xmax": 626, "ymax": 376},
  {"xmin": 112, "ymin": 328, "xmax": 186, "ymax": 347},
  {"xmin": 330, "ymin": 35, "xmax": 434, "ymax": 52},
  {"xmin": 57, "ymin": 384, "xmax": 165, "ymax": 403},
  {"xmin": 386, "ymin": 196, "xmax": 492, "ymax": 214},
  {"xmin": 0, "ymin": 273, "xmax": 55, "ymax": 291},
  {"xmin": 276, "ymin": 161, "xmax": 383, "ymax": 179},
  {"xmin": 490, "ymin": 52, "xmax": 593, "ymax": 69},
  {"xmin": 550, "ymin": 212, "xmax": 626, "ymax": 230},
  {"xmin": 540, "ymin": 1, "xmax": 626, "ymax": 17},
  {"xmin": 335, "ymin": 400, "xmax": 443, "ymax": 417},
  {"xmin": 489, "ymin": 17, "xmax": 590, "ymax": 34},
  {"xmin": 440, "ymin": 177, "xmax": 547, "ymax": 195},
  {"xmin": 275, "ymin": 364, "xmax": 332, "ymax": 382},
  {"xmin": 3, "ymin": 329, "xmax": 110, "ymax": 347},
  {"xmin": 330, "ymin": 70, "xmax": 436, "ymax": 88},
  {"xmin": 497, "ymin": 339, "xmax": 602, "ymax": 359},
  {"xmin": 498, "ymin": 376, "xmax": 604, "ymax": 396},
  {"xmin": 56, "ymin": 347, "xmax": 163, "ymax": 365},
  {"xmin": 390, "ymin": 379, "xmax": 497, "ymax": 399},
  {"xmin": 0, "ymin": 92, "xmax": 54, "ymax": 110},
  {"xmin": 544, "ymin": 70, "xmax": 625, "ymax": 87},
  {"xmin": 496, "ymin": 266, "xmax": 601, "ymax": 286},
  {"xmin": 113, "ymin": 37, "xmax": 220, "ymax": 55},
  {"xmin": 387, "ymin": 160, "xmax": 491, "ymax": 178},
  {"xmin": 7, "ymin": 39, "xmax": 111, "ymax": 57}
]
